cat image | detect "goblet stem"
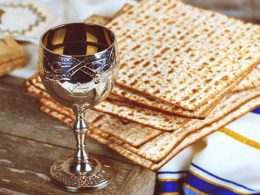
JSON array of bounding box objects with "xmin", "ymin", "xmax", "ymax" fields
[
  {"xmin": 50, "ymin": 110, "xmax": 114, "ymax": 191},
  {"xmin": 70, "ymin": 112, "xmax": 92, "ymax": 174}
]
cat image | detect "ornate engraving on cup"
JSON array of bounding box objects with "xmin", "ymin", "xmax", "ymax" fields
[{"xmin": 39, "ymin": 46, "xmax": 117, "ymax": 109}]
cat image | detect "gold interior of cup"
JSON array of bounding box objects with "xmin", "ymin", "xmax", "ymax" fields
[{"xmin": 41, "ymin": 23, "xmax": 115, "ymax": 56}]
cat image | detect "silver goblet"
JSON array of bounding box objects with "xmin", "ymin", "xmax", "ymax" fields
[{"xmin": 38, "ymin": 23, "xmax": 118, "ymax": 192}]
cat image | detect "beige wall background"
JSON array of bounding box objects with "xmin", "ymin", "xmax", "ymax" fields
[{"xmin": 183, "ymin": 0, "xmax": 260, "ymax": 24}]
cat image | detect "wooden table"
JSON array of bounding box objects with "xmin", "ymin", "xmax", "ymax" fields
[{"xmin": 0, "ymin": 76, "xmax": 156, "ymax": 195}]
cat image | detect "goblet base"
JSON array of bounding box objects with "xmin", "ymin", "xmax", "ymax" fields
[{"xmin": 50, "ymin": 155, "xmax": 113, "ymax": 192}]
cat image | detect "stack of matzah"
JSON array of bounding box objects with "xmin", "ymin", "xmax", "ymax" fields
[
  {"xmin": 24, "ymin": 0, "xmax": 260, "ymax": 171},
  {"xmin": 0, "ymin": 36, "xmax": 27, "ymax": 77}
]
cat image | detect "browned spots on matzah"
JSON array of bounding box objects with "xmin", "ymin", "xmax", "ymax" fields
[
  {"xmin": 89, "ymin": 97, "xmax": 260, "ymax": 170},
  {"xmin": 27, "ymin": 68, "xmax": 258, "ymax": 128},
  {"xmin": 111, "ymin": 68, "xmax": 251, "ymax": 120},
  {"xmin": 233, "ymin": 67, "xmax": 260, "ymax": 92},
  {"xmin": 92, "ymin": 114, "xmax": 163, "ymax": 147},
  {"xmin": 106, "ymin": 0, "xmax": 260, "ymax": 111},
  {"xmin": 86, "ymin": 87, "xmax": 260, "ymax": 162},
  {"xmin": 94, "ymin": 100, "xmax": 189, "ymax": 131},
  {"xmin": 40, "ymin": 97, "xmax": 163, "ymax": 147},
  {"xmin": 22, "ymin": 6, "xmax": 260, "ymax": 171}
]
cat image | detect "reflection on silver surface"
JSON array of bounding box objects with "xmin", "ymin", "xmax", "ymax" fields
[{"xmin": 38, "ymin": 23, "xmax": 118, "ymax": 192}]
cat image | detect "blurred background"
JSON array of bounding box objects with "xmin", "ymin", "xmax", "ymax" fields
[
  {"xmin": 184, "ymin": 0, "xmax": 260, "ymax": 24},
  {"xmin": 0, "ymin": 0, "xmax": 259, "ymax": 79}
]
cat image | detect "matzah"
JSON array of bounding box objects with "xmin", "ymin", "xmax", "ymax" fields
[
  {"xmin": 109, "ymin": 69, "xmax": 250, "ymax": 119},
  {"xmin": 88, "ymin": 97, "xmax": 260, "ymax": 171},
  {"xmin": 39, "ymin": 98, "xmax": 163, "ymax": 147},
  {"xmin": 26, "ymin": 64, "xmax": 260, "ymax": 120},
  {"xmin": 0, "ymin": 36, "xmax": 27, "ymax": 77},
  {"xmin": 107, "ymin": 0, "xmax": 260, "ymax": 111},
  {"xmin": 83, "ymin": 3, "xmax": 132, "ymax": 25},
  {"xmin": 23, "ymin": 6, "xmax": 260, "ymax": 171},
  {"xmin": 83, "ymin": 15, "xmax": 110, "ymax": 26},
  {"xmin": 24, "ymin": 11, "xmax": 260, "ymax": 131},
  {"xmin": 112, "ymin": 4, "xmax": 133, "ymax": 18},
  {"xmin": 24, "ymin": 9, "xmax": 260, "ymax": 120},
  {"xmin": 40, "ymin": 87, "xmax": 260, "ymax": 160},
  {"xmin": 93, "ymin": 68, "xmax": 251, "ymax": 131},
  {"xmin": 233, "ymin": 65, "xmax": 260, "ymax": 92},
  {"xmin": 96, "ymin": 100, "xmax": 189, "ymax": 131},
  {"xmin": 27, "ymin": 67, "xmax": 258, "ymax": 131},
  {"xmin": 26, "ymin": 67, "xmax": 254, "ymax": 131},
  {"xmin": 103, "ymin": 88, "xmax": 260, "ymax": 162}
]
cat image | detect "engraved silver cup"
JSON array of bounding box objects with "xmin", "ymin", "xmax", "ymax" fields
[{"xmin": 38, "ymin": 23, "xmax": 118, "ymax": 192}]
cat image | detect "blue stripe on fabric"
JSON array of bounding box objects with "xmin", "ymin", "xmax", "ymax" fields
[
  {"xmin": 157, "ymin": 171, "xmax": 188, "ymax": 174},
  {"xmin": 191, "ymin": 163, "xmax": 255, "ymax": 191},
  {"xmin": 186, "ymin": 172, "xmax": 238, "ymax": 195},
  {"xmin": 252, "ymin": 107, "xmax": 260, "ymax": 114},
  {"xmin": 158, "ymin": 181, "xmax": 180, "ymax": 193}
]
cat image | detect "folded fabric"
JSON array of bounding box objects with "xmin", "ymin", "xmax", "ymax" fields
[{"xmin": 157, "ymin": 108, "xmax": 260, "ymax": 194}]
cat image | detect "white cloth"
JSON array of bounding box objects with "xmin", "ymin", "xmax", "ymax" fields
[
  {"xmin": 0, "ymin": 0, "xmax": 138, "ymax": 78},
  {"xmin": 158, "ymin": 109, "xmax": 260, "ymax": 194},
  {"xmin": 0, "ymin": 0, "xmax": 56, "ymax": 43}
]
